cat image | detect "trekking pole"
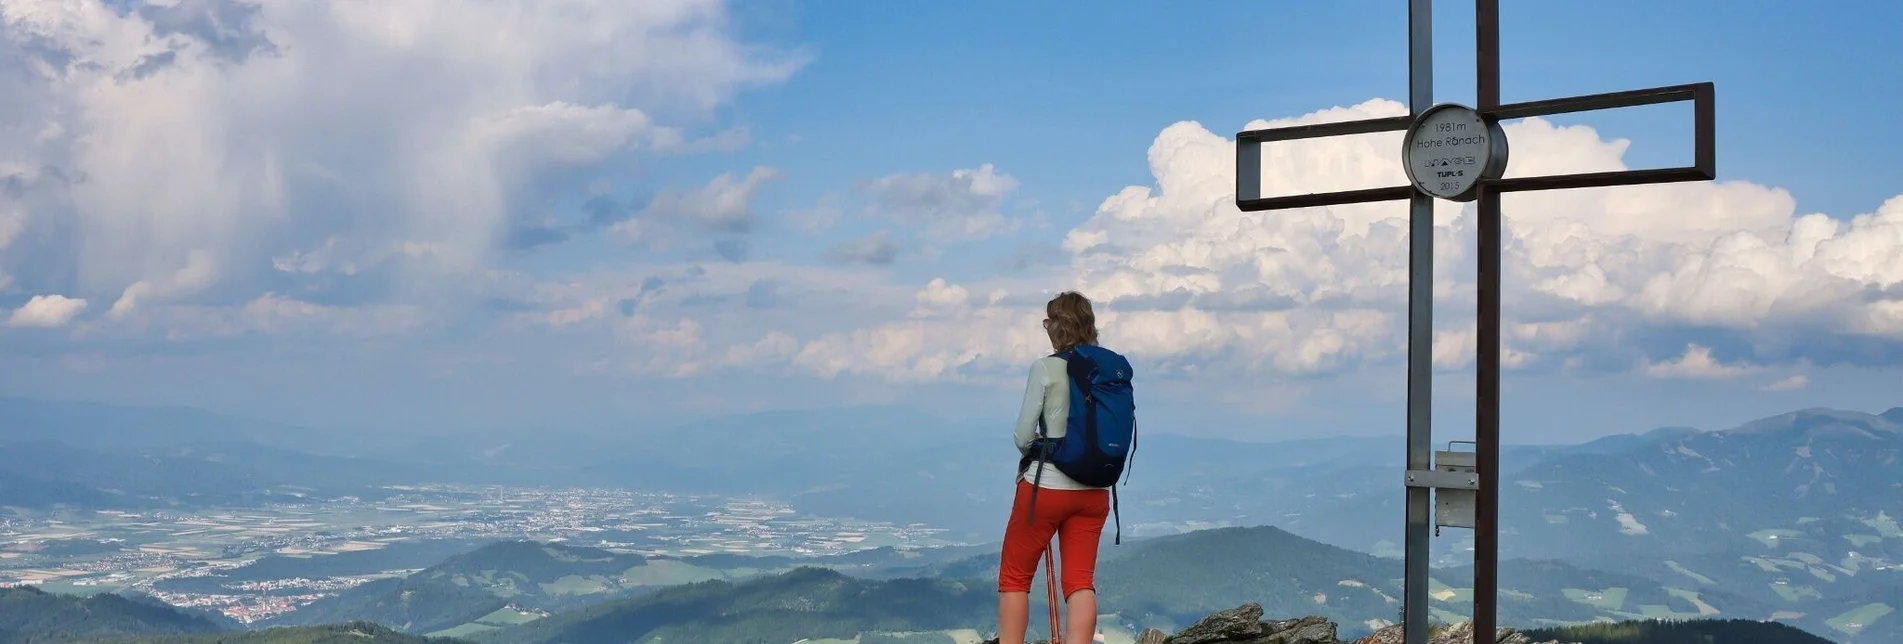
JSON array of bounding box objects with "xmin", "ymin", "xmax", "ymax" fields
[{"xmin": 1044, "ymin": 541, "xmax": 1061, "ymax": 644}]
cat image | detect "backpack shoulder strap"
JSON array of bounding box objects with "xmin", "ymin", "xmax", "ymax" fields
[
  {"xmin": 1024, "ymin": 354, "xmax": 1065, "ymax": 527},
  {"xmin": 1032, "ymin": 353, "xmax": 1064, "ymax": 441}
]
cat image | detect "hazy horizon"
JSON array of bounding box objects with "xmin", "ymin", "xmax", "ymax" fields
[{"xmin": 3, "ymin": 394, "xmax": 1897, "ymax": 451}]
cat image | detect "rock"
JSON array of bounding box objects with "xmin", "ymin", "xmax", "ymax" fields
[
  {"xmin": 1171, "ymin": 602, "xmax": 1266, "ymax": 644},
  {"xmin": 1129, "ymin": 604, "xmax": 1575, "ymax": 644},
  {"xmin": 1348, "ymin": 624, "xmax": 1399, "ymax": 644},
  {"xmin": 1349, "ymin": 621, "xmax": 1573, "ymax": 644},
  {"xmin": 1236, "ymin": 615, "xmax": 1337, "ymax": 644},
  {"xmin": 1148, "ymin": 607, "xmax": 1339, "ymax": 644}
]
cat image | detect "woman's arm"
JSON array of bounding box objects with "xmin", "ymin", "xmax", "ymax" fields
[{"xmin": 1011, "ymin": 360, "xmax": 1047, "ymax": 455}]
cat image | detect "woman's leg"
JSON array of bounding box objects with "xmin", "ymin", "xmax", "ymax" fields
[
  {"xmin": 1056, "ymin": 489, "xmax": 1110, "ymax": 644},
  {"xmin": 997, "ymin": 591, "xmax": 1029, "ymax": 644},
  {"xmin": 1064, "ymin": 590, "xmax": 1097, "ymax": 644},
  {"xmin": 997, "ymin": 480, "xmax": 1061, "ymax": 644}
]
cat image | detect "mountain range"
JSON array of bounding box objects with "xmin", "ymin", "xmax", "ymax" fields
[
  {"xmin": 3, "ymin": 398, "xmax": 1901, "ymax": 642},
  {"xmin": 254, "ymin": 539, "xmax": 995, "ymax": 639},
  {"xmin": 0, "ymin": 523, "xmax": 1882, "ymax": 643},
  {"xmin": 416, "ymin": 521, "xmax": 1903, "ymax": 642}
]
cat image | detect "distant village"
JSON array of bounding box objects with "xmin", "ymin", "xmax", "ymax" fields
[{"xmin": 0, "ymin": 484, "xmax": 959, "ymax": 622}]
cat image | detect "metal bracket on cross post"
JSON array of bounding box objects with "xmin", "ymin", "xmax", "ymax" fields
[
  {"xmin": 1403, "ymin": 441, "xmax": 1479, "ymax": 536},
  {"xmin": 1232, "ymin": 3, "xmax": 1716, "ymax": 643}
]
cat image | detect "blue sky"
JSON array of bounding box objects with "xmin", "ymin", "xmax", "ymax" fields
[
  {"xmin": 728, "ymin": 0, "xmax": 1903, "ymax": 241},
  {"xmin": 0, "ymin": 0, "xmax": 1898, "ymax": 444}
]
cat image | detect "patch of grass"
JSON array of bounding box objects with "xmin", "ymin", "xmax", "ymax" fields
[
  {"xmin": 1859, "ymin": 511, "xmax": 1903, "ymax": 538},
  {"xmin": 1769, "ymin": 581, "xmax": 1823, "ymax": 602},
  {"xmin": 1429, "ymin": 607, "xmax": 1466, "ymax": 625},
  {"xmin": 538, "ymin": 574, "xmax": 612, "ymax": 596},
  {"xmin": 1839, "ymin": 552, "xmax": 1881, "ymax": 575},
  {"xmin": 1663, "ymin": 588, "xmax": 1719, "ymax": 616},
  {"xmin": 1846, "ymin": 533, "xmax": 1884, "ymax": 547},
  {"xmin": 1425, "ymin": 576, "xmax": 1472, "ymax": 603},
  {"xmin": 427, "ymin": 622, "xmax": 498, "ymax": 638},
  {"xmin": 1825, "ymin": 602, "xmax": 1893, "ymax": 636},
  {"xmin": 1743, "ymin": 555, "xmax": 1796, "ymax": 572},
  {"xmin": 1664, "ymin": 560, "xmax": 1715, "ymax": 585},
  {"xmin": 619, "ymin": 559, "xmax": 726, "ymax": 586},
  {"xmin": 474, "ymin": 605, "xmax": 543, "ymax": 626},
  {"xmin": 1562, "ymin": 587, "xmax": 1628, "ymax": 611},
  {"xmin": 423, "ymin": 602, "xmax": 548, "ymax": 637},
  {"xmin": 1748, "ymin": 528, "xmax": 1803, "ymax": 548},
  {"xmin": 1634, "ymin": 603, "xmax": 1703, "ymax": 620}
]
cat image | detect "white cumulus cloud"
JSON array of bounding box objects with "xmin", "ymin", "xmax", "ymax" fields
[
  {"xmin": 1762, "ymin": 374, "xmax": 1810, "ymax": 392},
  {"xmin": 718, "ymin": 99, "xmax": 1903, "ymax": 383},
  {"xmin": 8, "ymin": 294, "xmax": 87, "ymax": 328},
  {"xmin": 861, "ymin": 163, "xmax": 1022, "ymax": 242},
  {"xmin": 1643, "ymin": 344, "xmax": 1760, "ymax": 380},
  {"xmin": 620, "ymin": 166, "xmax": 787, "ymax": 239},
  {"xmin": 0, "ymin": 0, "xmax": 802, "ymax": 336}
]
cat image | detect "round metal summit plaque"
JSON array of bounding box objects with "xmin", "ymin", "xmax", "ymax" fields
[{"xmin": 1402, "ymin": 103, "xmax": 1509, "ymax": 202}]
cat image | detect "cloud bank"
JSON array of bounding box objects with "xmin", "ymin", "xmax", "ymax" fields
[
  {"xmin": 1, "ymin": 3, "xmax": 1895, "ymax": 403},
  {"xmin": 0, "ymin": 0, "xmax": 802, "ymax": 335},
  {"xmin": 593, "ymin": 99, "xmax": 1902, "ymax": 384}
]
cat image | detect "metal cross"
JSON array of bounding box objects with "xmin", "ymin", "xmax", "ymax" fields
[{"xmin": 1231, "ymin": 1, "xmax": 1716, "ymax": 642}]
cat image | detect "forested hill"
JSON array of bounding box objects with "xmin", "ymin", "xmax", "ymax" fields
[
  {"xmin": 470, "ymin": 567, "xmax": 996, "ymax": 644},
  {"xmin": 90, "ymin": 622, "xmax": 465, "ymax": 644},
  {"xmin": 0, "ymin": 586, "xmax": 230, "ymax": 643},
  {"xmin": 1522, "ymin": 618, "xmax": 1835, "ymax": 643},
  {"xmin": 263, "ymin": 539, "xmax": 656, "ymax": 634},
  {"xmin": 0, "ymin": 586, "xmax": 459, "ymax": 643}
]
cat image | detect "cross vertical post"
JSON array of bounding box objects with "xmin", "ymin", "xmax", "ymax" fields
[
  {"xmin": 1401, "ymin": 0, "xmax": 1435, "ymax": 642},
  {"xmin": 1233, "ymin": 2, "xmax": 1716, "ymax": 641},
  {"xmin": 1473, "ymin": 0, "xmax": 1502, "ymax": 638}
]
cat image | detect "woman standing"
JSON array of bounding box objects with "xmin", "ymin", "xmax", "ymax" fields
[{"xmin": 993, "ymin": 291, "xmax": 1116, "ymax": 644}]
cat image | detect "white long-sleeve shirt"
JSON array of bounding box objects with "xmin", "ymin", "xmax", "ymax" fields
[{"xmin": 1012, "ymin": 356, "xmax": 1101, "ymax": 490}]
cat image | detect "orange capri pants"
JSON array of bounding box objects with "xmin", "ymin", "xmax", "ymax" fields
[{"xmin": 997, "ymin": 479, "xmax": 1110, "ymax": 597}]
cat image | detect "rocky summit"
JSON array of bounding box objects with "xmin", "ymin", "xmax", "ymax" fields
[
  {"xmin": 1128, "ymin": 603, "xmax": 1575, "ymax": 644},
  {"xmin": 1352, "ymin": 620, "xmax": 1573, "ymax": 644}
]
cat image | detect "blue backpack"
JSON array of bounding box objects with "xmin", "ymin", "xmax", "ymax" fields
[{"xmin": 1025, "ymin": 343, "xmax": 1137, "ymax": 544}]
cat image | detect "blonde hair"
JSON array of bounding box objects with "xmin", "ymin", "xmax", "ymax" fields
[{"xmin": 1044, "ymin": 291, "xmax": 1098, "ymax": 353}]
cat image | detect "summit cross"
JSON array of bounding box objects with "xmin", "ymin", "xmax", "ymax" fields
[{"xmin": 1230, "ymin": 1, "xmax": 1717, "ymax": 643}]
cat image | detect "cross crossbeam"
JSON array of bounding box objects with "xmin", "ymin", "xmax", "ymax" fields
[
  {"xmin": 1235, "ymin": 82, "xmax": 1715, "ymax": 212},
  {"xmin": 1230, "ymin": 2, "xmax": 1717, "ymax": 643}
]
